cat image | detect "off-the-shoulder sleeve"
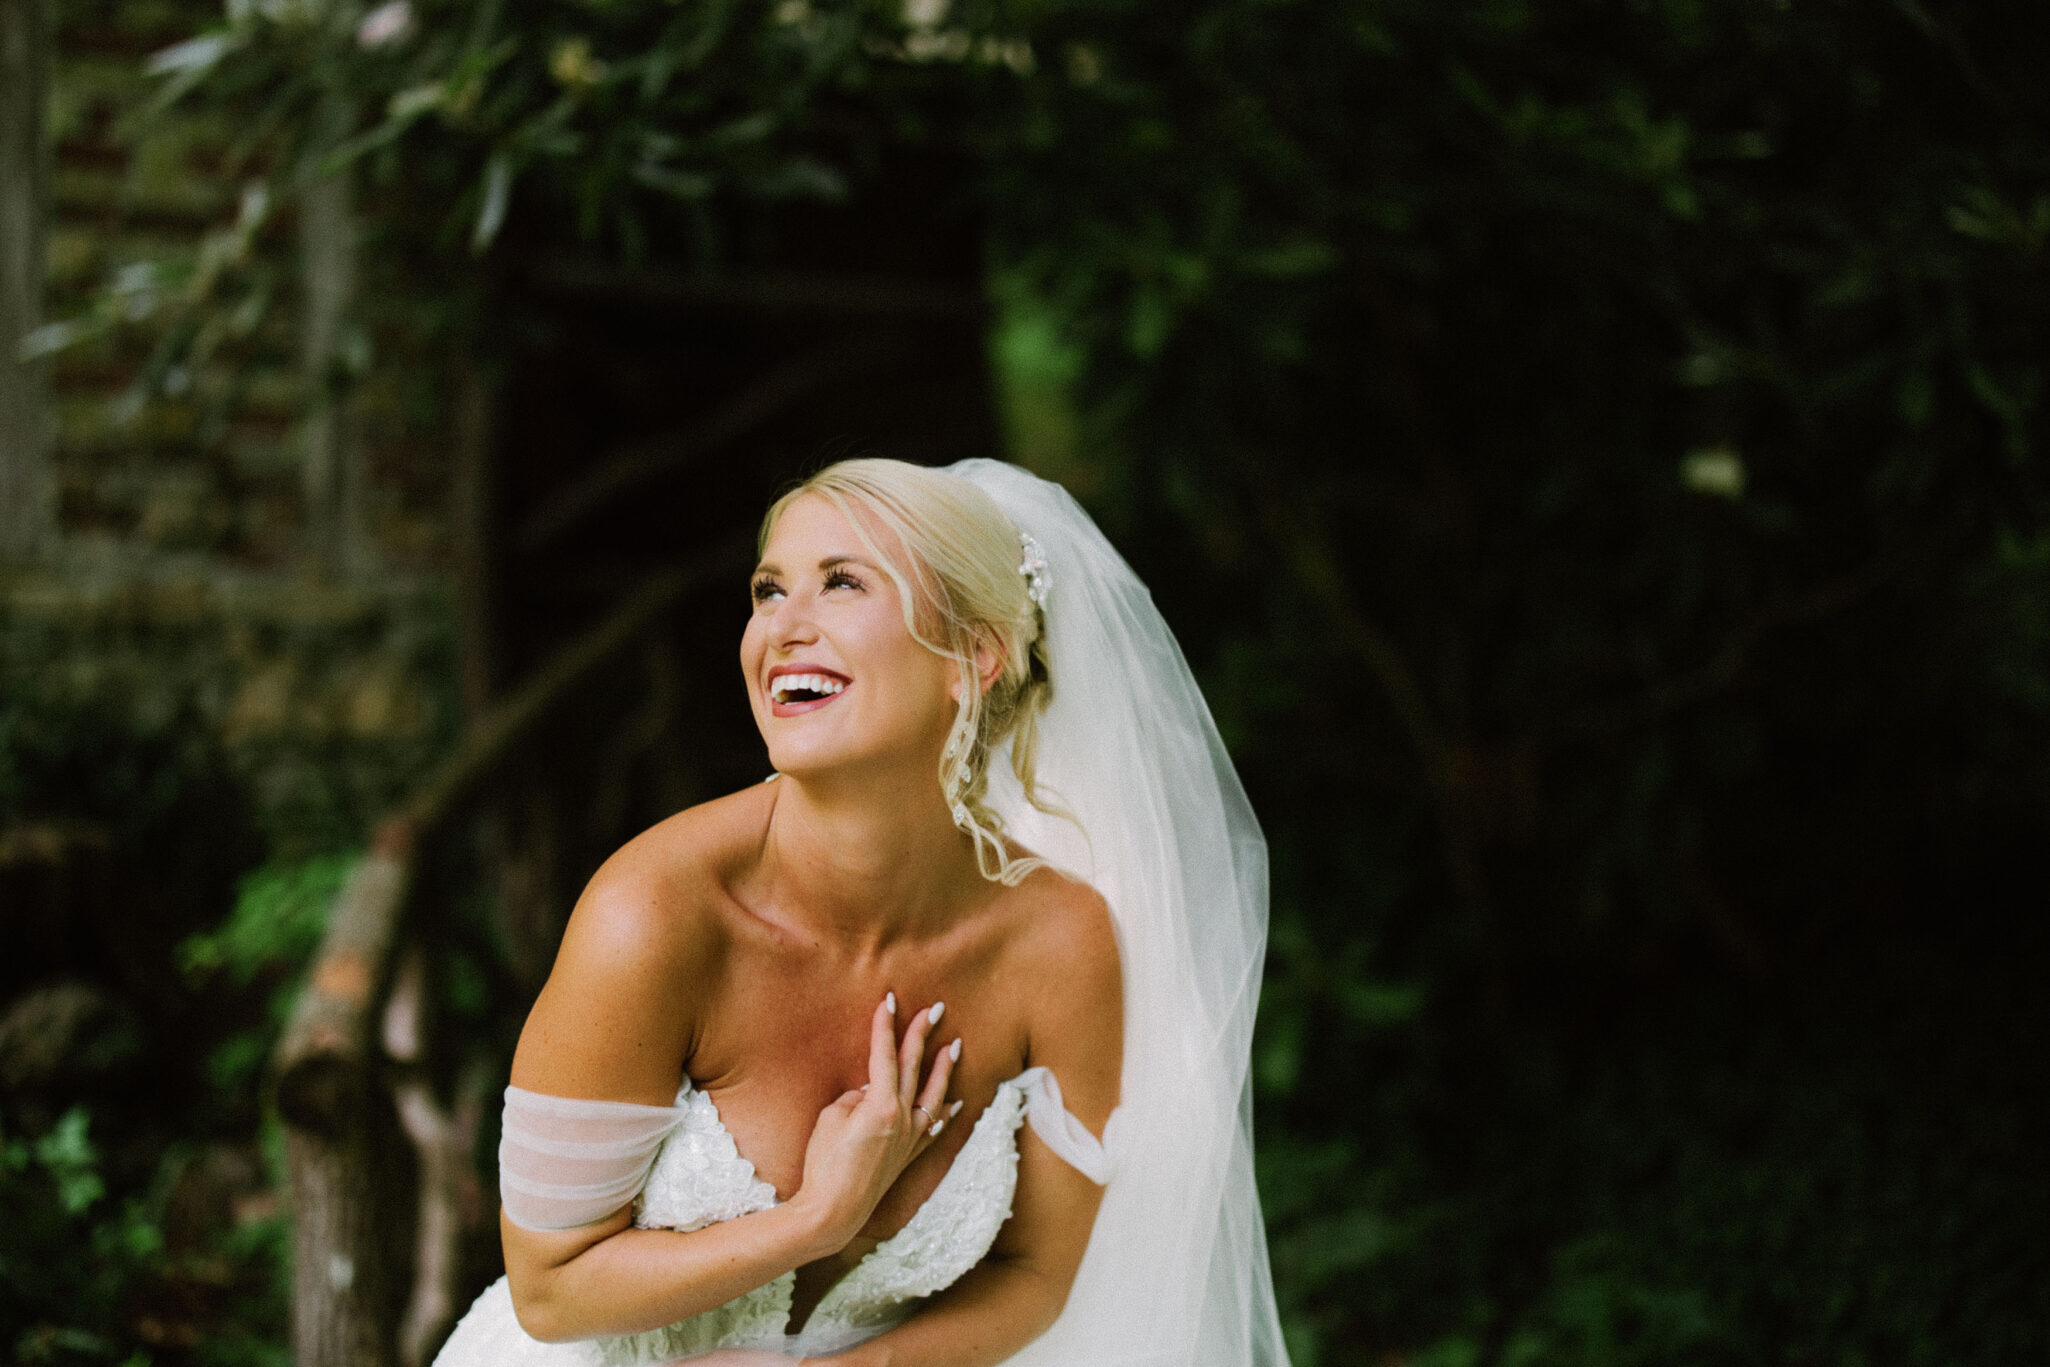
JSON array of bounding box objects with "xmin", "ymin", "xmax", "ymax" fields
[
  {"xmin": 498, "ymin": 1084, "xmax": 686, "ymax": 1232},
  {"xmin": 1014, "ymin": 1066, "xmax": 1119, "ymax": 1185}
]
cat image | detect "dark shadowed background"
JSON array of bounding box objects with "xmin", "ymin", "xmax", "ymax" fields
[{"xmin": 2, "ymin": 1, "xmax": 2046, "ymax": 1364}]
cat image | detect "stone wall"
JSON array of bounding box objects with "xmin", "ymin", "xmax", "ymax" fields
[
  {"xmin": 5, "ymin": 0, "xmax": 461, "ymax": 847},
  {"xmin": 0, "ymin": 543, "xmax": 456, "ymax": 849}
]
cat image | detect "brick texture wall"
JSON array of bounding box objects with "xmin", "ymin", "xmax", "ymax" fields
[{"xmin": 6, "ymin": 0, "xmax": 459, "ymax": 846}]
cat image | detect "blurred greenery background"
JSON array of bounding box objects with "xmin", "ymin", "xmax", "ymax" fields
[{"xmin": 2, "ymin": 0, "xmax": 2046, "ymax": 1364}]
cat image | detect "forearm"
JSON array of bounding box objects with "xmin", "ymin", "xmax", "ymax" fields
[
  {"xmin": 823, "ymin": 1255, "xmax": 1068, "ymax": 1367},
  {"xmin": 508, "ymin": 1199, "xmax": 835, "ymax": 1342}
]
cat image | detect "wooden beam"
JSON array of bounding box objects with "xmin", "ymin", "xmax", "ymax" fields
[
  {"xmin": 286, "ymin": 1117, "xmax": 407, "ymax": 1367},
  {"xmin": 275, "ymin": 840, "xmax": 412, "ymax": 1133},
  {"xmin": 385, "ymin": 947, "xmax": 486, "ymax": 1367},
  {"xmin": 299, "ymin": 169, "xmax": 369, "ymax": 576},
  {"xmin": 0, "ymin": 0, "xmax": 54, "ymax": 555}
]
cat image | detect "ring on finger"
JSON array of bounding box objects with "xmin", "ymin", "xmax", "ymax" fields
[{"xmin": 913, "ymin": 1105, "xmax": 934, "ymax": 1128}]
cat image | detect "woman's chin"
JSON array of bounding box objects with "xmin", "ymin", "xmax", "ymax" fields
[
  {"xmin": 763, "ymin": 735, "xmax": 932, "ymax": 788},
  {"xmin": 762, "ymin": 741, "xmax": 864, "ymax": 783}
]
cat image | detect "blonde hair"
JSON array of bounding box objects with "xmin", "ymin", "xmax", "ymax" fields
[{"xmin": 759, "ymin": 458, "xmax": 1058, "ymax": 885}]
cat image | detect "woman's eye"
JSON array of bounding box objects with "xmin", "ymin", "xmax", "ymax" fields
[
  {"xmin": 750, "ymin": 579, "xmax": 783, "ymax": 603},
  {"xmin": 824, "ymin": 570, "xmax": 863, "ymax": 591}
]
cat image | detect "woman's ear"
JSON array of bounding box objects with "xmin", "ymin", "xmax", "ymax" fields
[
  {"xmin": 949, "ymin": 638, "xmax": 1006, "ymax": 702},
  {"xmin": 975, "ymin": 638, "xmax": 1004, "ymax": 693}
]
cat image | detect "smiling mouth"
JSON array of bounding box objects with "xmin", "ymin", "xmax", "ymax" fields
[{"xmin": 770, "ymin": 673, "xmax": 849, "ymax": 707}]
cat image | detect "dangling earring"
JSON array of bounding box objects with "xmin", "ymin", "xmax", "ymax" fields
[
  {"xmin": 945, "ymin": 687, "xmax": 974, "ymax": 830},
  {"xmin": 945, "ymin": 687, "xmax": 972, "ymax": 760}
]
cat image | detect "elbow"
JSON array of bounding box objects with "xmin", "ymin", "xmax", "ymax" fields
[
  {"xmin": 507, "ymin": 1277, "xmax": 578, "ymax": 1344},
  {"xmin": 501, "ymin": 1208, "xmax": 632, "ymax": 1343},
  {"xmin": 1014, "ymin": 1260, "xmax": 1077, "ymax": 1341},
  {"xmin": 1035, "ymin": 1278, "xmax": 1073, "ymax": 1337}
]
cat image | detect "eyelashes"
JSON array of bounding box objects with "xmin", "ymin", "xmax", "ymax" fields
[{"xmin": 750, "ymin": 569, "xmax": 863, "ymax": 604}]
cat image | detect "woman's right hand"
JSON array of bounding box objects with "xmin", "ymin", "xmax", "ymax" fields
[{"xmin": 790, "ymin": 994, "xmax": 961, "ymax": 1253}]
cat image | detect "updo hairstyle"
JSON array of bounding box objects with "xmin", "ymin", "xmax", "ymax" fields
[{"xmin": 758, "ymin": 458, "xmax": 1058, "ymax": 886}]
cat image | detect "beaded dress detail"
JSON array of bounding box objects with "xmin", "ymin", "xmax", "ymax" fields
[{"xmin": 433, "ymin": 1069, "xmax": 1095, "ymax": 1366}]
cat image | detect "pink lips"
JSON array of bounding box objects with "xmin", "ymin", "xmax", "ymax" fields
[{"xmin": 765, "ymin": 664, "xmax": 852, "ymax": 718}]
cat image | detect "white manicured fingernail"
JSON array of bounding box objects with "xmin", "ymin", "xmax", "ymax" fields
[
  {"xmin": 928, "ymin": 1001, "xmax": 945, "ymax": 1026},
  {"xmin": 949, "ymin": 1038, "xmax": 962, "ymax": 1061},
  {"xmin": 885, "ymin": 991, "xmax": 896, "ymax": 1014},
  {"xmin": 949, "ymin": 1099, "xmax": 964, "ymax": 1116},
  {"xmin": 929, "ymin": 1119, "xmax": 945, "ymax": 1136}
]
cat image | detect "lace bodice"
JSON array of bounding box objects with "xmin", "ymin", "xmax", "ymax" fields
[
  {"xmin": 596, "ymin": 1070, "xmax": 1040, "ymax": 1362},
  {"xmin": 437, "ymin": 1067, "xmax": 1110, "ymax": 1367}
]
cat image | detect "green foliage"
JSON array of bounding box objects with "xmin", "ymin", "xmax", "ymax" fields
[
  {"xmin": 0, "ymin": 694, "xmax": 287, "ymax": 1362},
  {"xmin": 3, "ymin": 1109, "xmax": 158, "ymax": 1363},
  {"xmin": 43, "ymin": 0, "xmax": 1034, "ymax": 402},
  {"xmin": 179, "ymin": 852, "xmax": 355, "ymax": 1093},
  {"xmin": 146, "ymin": 0, "xmax": 898, "ymax": 249},
  {"xmin": 966, "ymin": 3, "xmax": 2050, "ymax": 1363},
  {"xmin": 1, "ymin": 1104, "xmax": 290, "ymax": 1367},
  {"xmin": 990, "ymin": 279, "xmax": 1088, "ymax": 484},
  {"xmin": 6, "ymin": 1109, "xmax": 108, "ymax": 1218},
  {"xmin": 180, "ymin": 854, "xmax": 352, "ymax": 988}
]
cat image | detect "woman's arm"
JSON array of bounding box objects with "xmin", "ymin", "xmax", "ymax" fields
[
  {"xmin": 502, "ymin": 867, "xmax": 958, "ymax": 1343},
  {"xmin": 817, "ymin": 878, "xmax": 1126, "ymax": 1367},
  {"xmin": 503, "ymin": 1202, "xmax": 829, "ymax": 1344}
]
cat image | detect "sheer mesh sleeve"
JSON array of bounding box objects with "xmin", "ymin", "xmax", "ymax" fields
[
  {"xmin": 498, "ymin": 1084, "xmax": 687, "ymax": 1232},
  {"xmin": 1016, "ymin": 1066, "xmax": 1119, "ymax": 1185}
]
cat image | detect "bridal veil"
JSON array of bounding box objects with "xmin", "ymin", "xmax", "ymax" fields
[{"xmin": 945, "ymin": 459, "xmax": 1290, "ymax": 1367}]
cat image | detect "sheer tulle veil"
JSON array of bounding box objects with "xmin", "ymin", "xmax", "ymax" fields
[{"xmin": 944, "ymin": 460, "xmax": 1290, "ymax": 1367}]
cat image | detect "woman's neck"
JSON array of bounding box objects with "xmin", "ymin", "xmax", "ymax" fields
[{"xmin": 756, "ymin": 764, "xmax": 982, "ymax": 952}]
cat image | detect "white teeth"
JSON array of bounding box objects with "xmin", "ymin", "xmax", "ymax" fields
[{"xmin": 771, "ymin": 672, "xmax": 847, "ymax": 704}]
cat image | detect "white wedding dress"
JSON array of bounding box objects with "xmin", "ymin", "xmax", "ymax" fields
[{"xmin": 433, "ymin": 1068, "xmax": 1115, "ymax": 1366}]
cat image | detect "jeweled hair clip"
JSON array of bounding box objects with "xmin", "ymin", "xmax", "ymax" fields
[{"xmin": 1017, "ymin": 532, "xmax": 1052, "ymax": 607}]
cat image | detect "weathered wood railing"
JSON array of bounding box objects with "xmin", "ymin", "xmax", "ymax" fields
[{"xmin": 271, "ymin": 534, "xmax": 749, "ymax": 1367}]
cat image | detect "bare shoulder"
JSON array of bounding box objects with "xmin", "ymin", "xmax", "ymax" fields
[
  {"xmin": 1003, "ymin": 865, "xmax": 1121, "ymax": 998},
  {"xmin": 509, "ymin": 783, "xmax": 775, "ymax": 1102},
  {"xmin": 998, "ymin": 865, "xmax": 1123, "ymax": 1123},
  {"xmin": 550, "ymin": 783, "xmax": 773, "ymax": 975}
]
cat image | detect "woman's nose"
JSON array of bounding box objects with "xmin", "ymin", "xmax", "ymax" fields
[{"xmin": 768, "ymin": 592, "xmax": 820, "ymax": 646}]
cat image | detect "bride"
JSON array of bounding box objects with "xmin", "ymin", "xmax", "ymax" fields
[{"xmin": 434, "ymin": 458, "xmax": 1288, "ymax": 1367}]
